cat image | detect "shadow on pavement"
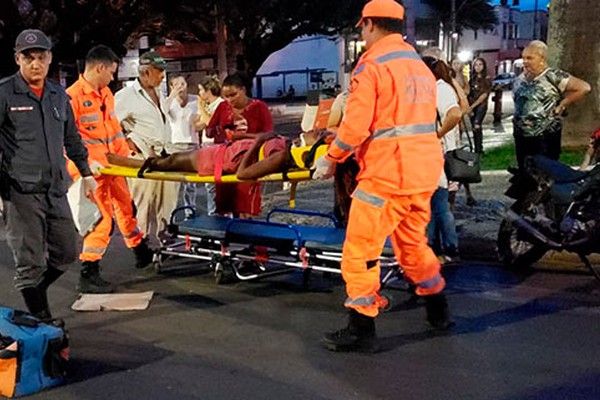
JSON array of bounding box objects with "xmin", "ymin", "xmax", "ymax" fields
[{"xmin": 66, "ymin": 330, "xmax": 173, "ymax": 384}]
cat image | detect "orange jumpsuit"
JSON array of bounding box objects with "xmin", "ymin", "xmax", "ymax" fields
[
  {"xmin": 326, "ymin": 34, "xmax": 445, "ymax": 317},
  {"xmin": 66, "ymin": 75, "xmax": 143, "ymax": 262}
]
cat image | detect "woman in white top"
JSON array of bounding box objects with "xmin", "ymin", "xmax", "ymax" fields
[
  {"xmin": 194, "ymin": 76, "xmax": 235, "ymax": 215},
  {"xmin": 422, "ymin": 56, "xmax": 463, "ymax": 265},
  {"xmin": 166, "ymin": 75, "xmax": 199, "ymax": 217}
]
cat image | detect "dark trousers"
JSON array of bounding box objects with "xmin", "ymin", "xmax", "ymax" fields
[
  {"xmin": 470, "ymin": 105, "xmax": 487, "ymax": 154},
  {"xmin": 2, "ymin": 188, "xmax": 77, "ymax": 290},
  {"xmin": 514, "ymin": 127, "xmax": 562, "ymax": 169}
]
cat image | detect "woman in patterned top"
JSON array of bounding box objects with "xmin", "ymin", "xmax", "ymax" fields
[{"xmin": 513, "ymin": 40, "xmax": 590, "ymax": 169}]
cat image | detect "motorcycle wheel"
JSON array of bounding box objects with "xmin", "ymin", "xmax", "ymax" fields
[{"xmin": 497, "ymin": 219, "xmax": 548, "ymax": 268}]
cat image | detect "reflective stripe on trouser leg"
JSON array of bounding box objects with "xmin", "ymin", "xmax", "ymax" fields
[
  {"xmin": 388, "ymin": 191, "xmax": 445, "ymax": 296},
  {"xmin": 81, "ymin": 176, "xmax": 114, "ymax": 262},
  {"xmin": 110, "ymin": 176, "xmax": 143, "ymax": 248},
  {"xmin": 342, "ymin": 190, "xmax": 400, "ymax": 317}
]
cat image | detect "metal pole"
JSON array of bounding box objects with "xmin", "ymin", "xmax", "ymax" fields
[
  {"xmin": 451, "ymin": 0, "xmax": 457, "ymax": 58},
  {"xmin": 533, "ymin": 0, "xmax": 539, "ymax": 39}
]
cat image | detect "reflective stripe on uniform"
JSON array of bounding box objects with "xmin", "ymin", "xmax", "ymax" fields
[
  {"xmin": 334, "ymin": 137, "xmax": 354, "ymax": 152},
  {"xmin": 82, "ymin": 246, "xmax": 106, "ymax": 255},
  {"xmin": 354, "ymin": 50, "xmax": 422, "ymax": 76},
  {"xmin": 345, "ymin": 295, "xmax": 375, "ymax": 307},
  {"xmin": 417, "ymin": 274, "xmax": 442, "ymax": 289},
  {"xmin": 83, "ymin": 132, "xmax": 126, "ymax": 146},
  {"xmin": 80, "ymin": 113, "xmax": 100, "ymax": 123},
  {"xmin": 372, "ymin": 123, "xmax": 436, "ymax": 140},
  {"xmin": 352, "ymin": 188, "xmax": 385, "ymax": 208}
]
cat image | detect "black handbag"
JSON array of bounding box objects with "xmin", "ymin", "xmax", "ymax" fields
[{"xmin": 444, "ymin": 117, "xmax": 482, "ymax": 183}]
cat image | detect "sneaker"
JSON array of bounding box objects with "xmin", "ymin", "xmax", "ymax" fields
[{"xmin": 443, "ymin": 254, "xmax": 461, "ymax": 267}]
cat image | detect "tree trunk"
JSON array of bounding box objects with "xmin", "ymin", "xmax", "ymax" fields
[{"xmin": 547, "ymin": 0, "xmax": 600, "ymax": 148}]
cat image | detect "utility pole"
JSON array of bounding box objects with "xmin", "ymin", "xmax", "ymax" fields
[
  {"xmin": 450, "ymin": 0, "xmax": 457, "ymax": 59},
  {"xmin": 215, "ymin": 4, "xmax": 228, "ymax": 82},
  {"xmin": 533, "ymin": 0, "xmax": 539, "ymax": 39}
]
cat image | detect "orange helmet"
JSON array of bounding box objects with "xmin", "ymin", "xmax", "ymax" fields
[{"xmin": 355, "ymin": 0, "xmax": 405, "ymax": 27}]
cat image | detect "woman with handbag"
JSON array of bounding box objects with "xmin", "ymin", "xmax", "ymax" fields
[{"xmin": 422, "ymin": 57, "xmax": 462, "ymax": 265}]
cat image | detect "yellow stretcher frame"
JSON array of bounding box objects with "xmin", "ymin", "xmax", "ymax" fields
[{"xmin": 99, "ymin": 166, "xmax": 310, "ymax": 208}]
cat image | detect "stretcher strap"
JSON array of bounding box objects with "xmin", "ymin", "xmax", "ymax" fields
[
  {"xmin": 213, "ymin": 144, "xmax": 229, "ymax": 183},
  {"xmin": 137, "ymin": 157, "xmax": 156, "ymax": 178}
]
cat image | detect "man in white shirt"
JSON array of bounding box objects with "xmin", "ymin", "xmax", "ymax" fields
[{"xmin": 114, "ymin": 50, "xmax": 179, "ymax": 241}]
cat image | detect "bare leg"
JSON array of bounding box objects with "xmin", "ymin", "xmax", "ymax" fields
[{"xmin": 465, "ymin": 183, "xmax": 477, "ymax": 206}]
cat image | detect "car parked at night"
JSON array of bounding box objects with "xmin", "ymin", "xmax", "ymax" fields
[{"xmin": 492, "ymin": 72, "xmax": 516, "ymax": 90}]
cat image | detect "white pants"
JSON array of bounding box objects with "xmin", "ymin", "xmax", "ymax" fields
[{"xmin": 127, "ymin": 177, "xmax": 180, "ymax": 240}]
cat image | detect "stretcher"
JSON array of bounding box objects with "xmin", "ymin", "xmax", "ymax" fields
[
  {"xmin": 154, "ymin": 207, "xmax": 404, "ymax": 290},
  {"xmin": 99, "ymin": 142, "xmax": 328, "ymax": 207}
]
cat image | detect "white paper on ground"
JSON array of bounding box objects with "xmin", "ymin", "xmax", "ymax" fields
[
  {"xmin": 71, "ymin": 291, "xmax": 154, "ymax": 312},
  {"xmin": 66, "ymin": 178, "xmax": 102, "ymax": 237}
]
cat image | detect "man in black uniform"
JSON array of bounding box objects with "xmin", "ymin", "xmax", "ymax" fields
[{"xmin": 0, "ymin": 29, "xmax": 97, "ymax": 323}]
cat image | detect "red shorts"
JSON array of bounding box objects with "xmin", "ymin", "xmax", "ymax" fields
[{"xmin": 198, "ymin": 137, "xmax": 287, "ymax": 216}]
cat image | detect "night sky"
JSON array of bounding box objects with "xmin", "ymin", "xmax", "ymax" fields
[{"xmin": 488, "ymin": 0, "xmax": 551, "ymax": 11}]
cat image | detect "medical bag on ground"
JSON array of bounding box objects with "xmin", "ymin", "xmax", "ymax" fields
[{"xmin": 0, "ymin": 307, "xmax": 68, "ymax": 398}]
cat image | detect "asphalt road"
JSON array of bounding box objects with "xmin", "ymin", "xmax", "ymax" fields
[{"xmin": 1, "ymin": 223, "xmax": 600, "ymax": 400}]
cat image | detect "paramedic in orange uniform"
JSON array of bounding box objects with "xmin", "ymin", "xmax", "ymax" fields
[
  {"xmin": 66, "ymin": 45, "xmax": 153, "ymax": 293},
  {"xmin": 313, "ymin": 0, "xmax": 451, "ymax": 352}
]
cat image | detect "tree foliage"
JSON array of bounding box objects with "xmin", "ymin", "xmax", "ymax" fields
[
  {"xmin": 0, "ymin": 1, "xmax": 498, "ymax": 79},
  {"xmin": 215, "ymin": 0, "xmax": 363, "ymax": 76},
  {"xmin": 0, "ymin": 0, "xmax": 363, "ymax": 79}
]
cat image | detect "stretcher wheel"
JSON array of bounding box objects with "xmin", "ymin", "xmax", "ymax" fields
[
  {"xmin": 380, "ymin": 291, "xmax": 394, "ymax": 313},
  {"xmin": 214, "ymin": 261, "xmax": 235, "ymax": 284},
  {"xmin": 153, "ymin": 253, "xmax": 169, "ymax": 274}
]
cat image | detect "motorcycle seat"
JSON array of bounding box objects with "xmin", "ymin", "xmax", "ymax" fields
[
  {"xmin": 550, "ymin": 182, "xmax": 580, "ymax": 204},
  {"xmin": 530, "ymin": 155, "xmax": 588, "ymax": 183}
]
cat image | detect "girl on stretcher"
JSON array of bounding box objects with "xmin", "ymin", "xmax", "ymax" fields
[{"xmin": 106, "ymin": 130, "xmax": 331, "ymax": 184}]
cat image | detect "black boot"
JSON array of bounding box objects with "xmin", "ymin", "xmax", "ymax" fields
[
  {"xmin": 40, "ymin": 266, "xmax": 64, "ymax": 291},
  {"xmin": 20, "ymin": 286, "xmax": 52, "ymax": 321},
  {"xmin": 77, "ymin": 261, "xmax": 113, "ymax": 294},
  {"xmin": 132, "ymin": 239, "xmax": 153, "ymax": 269},
  {"xmin": 322, "ymin": 309, "xmax": 379, "ymax": 353},
  {"xmin": 424, "ymin": 293, "xmax": 452, "ymax": 330}
]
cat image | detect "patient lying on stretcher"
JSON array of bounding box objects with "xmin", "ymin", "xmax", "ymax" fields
[{"xmin": 106, "ymin": 131, "xmax": 329, "ymax": 180}]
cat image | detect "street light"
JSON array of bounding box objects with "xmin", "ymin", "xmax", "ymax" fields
[{"xmin": 458, "ymin": 50, "xmax": 472, "ymax": 62}]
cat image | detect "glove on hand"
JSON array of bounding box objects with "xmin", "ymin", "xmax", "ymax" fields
[
  {"xmin": 81, "ymin": 176, "xmax": 98, "ymax": 203},
  {"xmin": 89, "ymin": 160, "xmax": 104, "ymax": 176},
  {"xmin": 312, "ymin": 155, "xmax": 335, "ymax": 180}
]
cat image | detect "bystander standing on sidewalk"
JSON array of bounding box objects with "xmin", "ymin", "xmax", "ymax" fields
[
  {"xmin": 195, "ymin": 76, "xmax": 234, "ymax": 215},
  {"xmin": 423, "ymin": 56, "xmax": 462, "ymax": 266},
  {"xmin": 166, "ymin": 75, "xmax": 199, "ymax": 218},
  {"xmin": 513, "ymin": 40, "xmax": 591, "ymax": 169},
  {"xmin": 115, "ymin": 50, "xmax": 179, "ymax": 241},
  {"xmin": 467, "ymin": 58, "xmax": 492, "ymax": 155}
]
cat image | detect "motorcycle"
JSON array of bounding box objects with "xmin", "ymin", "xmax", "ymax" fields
[{"xmin": 497, "ymin": 155, "xmax": 600, "ymax": 281}]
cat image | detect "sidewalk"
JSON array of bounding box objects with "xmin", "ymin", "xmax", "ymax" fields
[{"xmin": 269, "ymin": 93, "xmax": 516, "ymax": 150}]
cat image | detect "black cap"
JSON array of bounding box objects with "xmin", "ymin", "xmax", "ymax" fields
[
  {"xmin": 15, "ymin": 29, "xmax": 52, "ymax": 53},
  {"xmin": 139, "ymin": 50, "xmax": 167, "ymax": 70}
]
